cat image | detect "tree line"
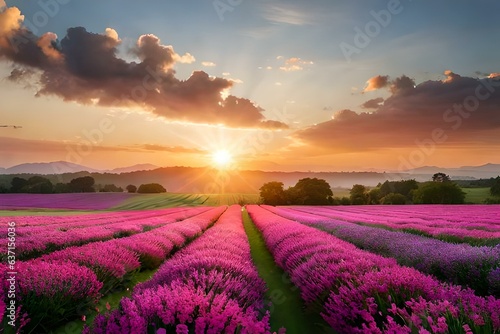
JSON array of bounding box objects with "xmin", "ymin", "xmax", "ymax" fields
[
  {"xmin": 0, "ymin": 176, "xmax": 167, "ymax": 194},
  {"xmin": 260, "ymin": 173, "xmax": 500, "ymax": 205}
]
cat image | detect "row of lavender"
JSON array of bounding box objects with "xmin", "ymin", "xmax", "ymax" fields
[
  {"xmin": 291, "ymin": 205, "xmax": 500, "ymax": 241},
  {"xmin": 265, "ymin": 205, "xmax": 500, "ymax": 297},
  {"xmin": 0, "ymin": 206, "xmax": 226, "ymax": 332},
  {"xmin": 0, "ymin": 207, "xmax": 210, "ymax": 260},
  {"xmin": 87, "ymin": 205, "xmax": 273, "ymax": 333},
  {"xmin": 248, "ymin": 205, "xmax": 500, "ymax": 333}
]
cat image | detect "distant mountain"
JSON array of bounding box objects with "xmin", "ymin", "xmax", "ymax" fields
[
  {"xmin": 405, "ymin": 163, "xmax": 500, "ymax": 180},
  {"xmin": 109, "ymin": 164, "xmax": 159, "ymax": 174},
  {"xmin": 0, "ymin": 161, "xmax": 161, "ymax": 175},
  {"xmin": 0, "ymin": 161, "xmax": 100, "ymax": 175}
]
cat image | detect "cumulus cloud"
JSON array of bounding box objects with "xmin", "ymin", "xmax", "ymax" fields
[
  {"xmin": 201, "ymin": 61, "xmax": 216, "ymax": 67},
  {"xmin": 0, "ymin": 7, "xmax": 287, "ymax": 129},
  {"xmin": 364, "ymin": 75, "xmax": 389, "ymax": 92},
  {"xmin": 294, "ymin": 72, "xmax": 500, "ymax": 152},
  {"xmin": 105, "ymin": 28, "xmax": 120, "ymax": 42},
  {"xmin": 279, "ymin": 57, "xmax": 313, "ymax": 72},
  {"xmin": 361, "ymin": 97, "xmax": 384, "ymax": 109}
]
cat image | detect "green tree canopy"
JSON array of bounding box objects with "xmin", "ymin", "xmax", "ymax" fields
[
  {"xmin": 291, "ymin": 178, "xmax": 333, "ymax": 205},
  {"xmin": 379, "ymin": 179, "xmax": 418, "ymax": 199},
  {"xmin": 413, "ymin": 182, "xmax": 465, "ymax": 204},
  {"xmin": 432, "ymin": 172, "xmax": 451, "ymax": 183},
  {"xmin": 350, "ymin": 184, "xmax": 368, "ymax": 205},
  {"xmin": 10, "ymin": 177, "xmax": 28, "ymax": 193},
  {"xmin": 381, "ymin": 193, "xmax": 407, "ymax": 205},
  {"xmin": 137, "ymin": 183, "xmax": 166, "ymax": 193},
  {"xmin": 69, "ymin": 176, "xmax": 95, "ymax": 193},
  {"xmin": 259, "ymin": 181, "xmax": 286, "ymax": 206},
  {"xmin": 126, "ymin": 184, "xmax": 137, "ymax": 193},
  {"xmin": 490, "ymin": 176, "xmax": 500, "ymax": 197}
]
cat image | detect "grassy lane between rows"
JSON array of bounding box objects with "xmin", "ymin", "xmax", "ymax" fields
[{"xmin": 242, "ymin": 209, "xmax": 332, "ymax": 334}]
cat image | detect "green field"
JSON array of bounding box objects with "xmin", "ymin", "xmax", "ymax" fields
[
  {"xmin": 463, "ymin": 187, "xmax": 491, "ymax": 204},
  {"xmin": 111, "ymin": 193, "xmax": 260, "ymax": 210}
]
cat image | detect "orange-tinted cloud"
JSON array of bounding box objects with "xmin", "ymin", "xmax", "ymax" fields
[
  {"xmin": 0, "ymin": 8, "xmax": 287, "ymax": 130},
  {"xmin": 295, "ymin": 72, "xmax": 500, "ymax": 152},
  {"xmin": 279, "ymin": 57, "xmax": 313, "ymax": 72},
  {"xmin": 364, "ymin": 75, "xmax": 389, "ymax": 92}
]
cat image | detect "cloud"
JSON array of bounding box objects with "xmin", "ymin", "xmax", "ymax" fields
[
  {"xmin": 364, "ymin": 75, "xmax": 389, "ymax": 92},
  {"xmin": 262, "ymin": 4, "xmax": 313, "ymax": 25},
  {"xmin": 279, "ymin": 57, "xmax": 314, "ymax": 72},
  {"xmin": 0, "ymin": 8, "xmax": 287, "ymax": 130},
  {"xmin": 201, "ymin": 61, "xmax": 216, "ymax": 67},
  {"xmin": 361, "ymin": 97, "xmax": 384, "ymax": 109},
  {"xmin": 294, "ymin": 72, "xmax": 500, "ymax": 152},
  {"xmin": 0, "ymin": 137, "xmax": 205, "ymax": 155},
  {"xmin": 137, "ymin": 144, "xmax": 205, "ymax": 154},
  {"xmin": 105, "ymin": 28, "xmax": 120, "ymax": 42}
]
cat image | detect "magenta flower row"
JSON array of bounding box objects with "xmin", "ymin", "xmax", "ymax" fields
[
  {"xmin": 289, "ymin": 205, "xmax": 500, "ymax": 240},
  {"xmin": 264, "ymin": 205, "xmax": 500, "ymax": 296},
  {"xmin": 88, "ymin": 205, "xmax": 273, "ymax": 334},
  {"xmin": 1, "ymin": 206, "xmax": 226, "ymax": 331},
  {"xmin": 0, "ymin": 207, "xmax": 210, "ymax": 260},
  {"xmin": 247, "ymin": 205, "xmax": 500, "ymax": 333}
]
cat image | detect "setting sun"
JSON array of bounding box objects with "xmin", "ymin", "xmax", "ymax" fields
[{"xmin": 212, "ymin": 149, "xmax": 233, "ymax": 167}]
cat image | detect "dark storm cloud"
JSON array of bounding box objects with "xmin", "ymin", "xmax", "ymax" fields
[
  {"xmin": 295, "ymin": 72, "xmax": 500, "ymax": 151},
  {"xmin": 0, "ymin": 7, "xmax": 288, "ymax": 129}
]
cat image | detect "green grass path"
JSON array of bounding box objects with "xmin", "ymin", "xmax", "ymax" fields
[{"xmin": 242, "ymin": 209, "xmax": 328, "ymax": 334}]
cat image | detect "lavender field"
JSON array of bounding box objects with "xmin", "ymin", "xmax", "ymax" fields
[{"xmin": 1, "ymin": 202, "xmax": 500, "ymax": 333}]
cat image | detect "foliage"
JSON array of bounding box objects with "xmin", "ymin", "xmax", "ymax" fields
[
  {"xmin": 379, "ymin": 179, "xmax": 418, "ymax": 201},
  {"xmin": 126, "ymin": 184, "xmax": 137, "ymax": 193},
  {"xmin": 381, "ymin": 192, "xmax": 407, "ymax": 204},
  {"xmin": 432, "ymin": 172, "xmax": 451, "ymax": 183},
  {"xmin": 260, "ymin": 178, "xmax": 333, "ymax": 205},
  {"xmin": 413, "ymin": 182, "xmax": 465, "ymax": 204},
  {"xmin": 10, "ymin": 176, "xmax": 54, "ymax": 193},
  {"xmin": 259, "ymin": 181, "xmax": 286, "ymax": 205},
  {"xmin": 490, "ymin": 176, "xmax": 500, "ymax": 197},
  {"xmin": 350, "ymin": 184, "xmax": 368, "ymax": 205},
  {"xmin": 137, "ymin": 183, "xmax": 166, "ymax": 193},
  {"xmin": 69, "ymin": 176, "xmax": 96, "ymax": 192},
  {"xmin": 290, "ymin": 178, "xmax": 333, "ymax": 205},
  {"xmin": 99, "ymin": 184, "xmax": 124, "ymax": 192}
]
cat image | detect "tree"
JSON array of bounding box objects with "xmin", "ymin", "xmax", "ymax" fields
[
  {"xmin": 381, "ymin": 193, "xmax": 407, "ymax": 205},
  {"xmin": 54, "ymin": 182, "xmax": 71, "ymax": 193},
  {"xmin": 379, "ymin": 180, "xmax": 418, "ymax": 200},
  {"xmin": 413, "ymin": 182, "xmax": 465, "ymax": 204},
  {"xmin": 69, "ymin": 176, "xmax": 95, "ymax": 192},
  {"xmin": 432, "ymin": 172, "xmax": 451, "ymax": 183},
  {"xmin": 10, "ymin": 177, "xmax": 28, "ymax": 193},
  {"xmin": 368, "ymin": 188, "xmax": 382, "ymax": 204},
  {"xmin": 350, "ymin": 184, "xmax": 368, "ymax": 205},
  {"xmin": 490, "ymin": 176, "xmax": 500, "ymax": 197},
  {"xmin": 25, "ymin": 176, "xmax": 53, "ymax": 194},
  {"xmin": 126, "ymin": 184, "xmax": 137, "ymax": 193},
  {"xmin": 100, "ymin": 184, "xmax": 123, "ymax": 192},
  {"xmin": 137, "ymin": 183, "xmax": 166, "ymax": 193},
  {"xmin": 289, "ymin": 178, "xmax": 333, "ymax": 205},
  {"xmin": 259, "ymin": 182, "xmax": 286, "ymax": 205}
]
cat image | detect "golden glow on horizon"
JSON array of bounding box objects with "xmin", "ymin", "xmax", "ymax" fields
[{"xmin": 211, "ymin": 149, "xmax": 233, "ymax": 168}]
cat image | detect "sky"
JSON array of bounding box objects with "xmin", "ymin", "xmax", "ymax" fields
[{"xmin": 1, "ymin": 0, "xmax": 500, "ymax": 172}]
